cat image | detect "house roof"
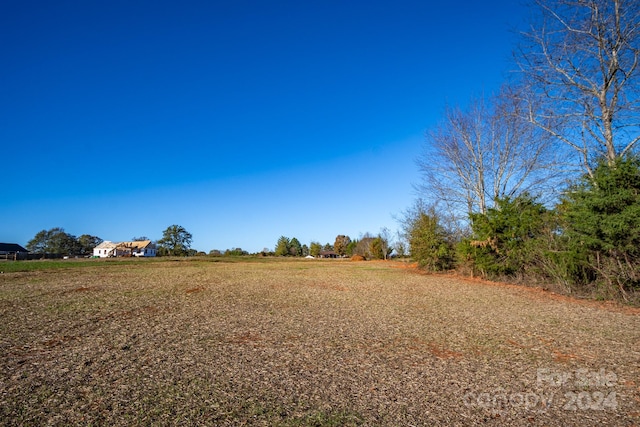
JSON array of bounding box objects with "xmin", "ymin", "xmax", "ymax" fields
[
  {"xmin": 116, "ymin": 240, "xmax": 154, "ymax": 249},
  {"xmin": 0, "ymin": 243, "xmax": 28, "ymax": 253},
  {"xmin": 94, "ymin": 241, "xmax": 117, "ymax": 250},
  {"xmin": 319, "ymin": 250, "xmax": 337, "ymax": 255},
  {"xmin": 94, "ymin": 240, "xmax": 155, "ymax": 251}
]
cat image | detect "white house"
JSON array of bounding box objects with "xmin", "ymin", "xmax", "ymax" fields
[
  {"xmin": 93, "ymin": 241, "xmax": 117, "ymax": 258},
  {"xmin": 116, "ymin": 240, "xmax": 157, "ymax": 257},
  {"xmin": 93, "ymin": 240, "xmax": 156, "ymax": 257}
]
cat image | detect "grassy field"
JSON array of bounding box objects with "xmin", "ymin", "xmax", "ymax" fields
[{"xmin": 1, "ymin": 258, "xmax": 639, "ymax": 426}]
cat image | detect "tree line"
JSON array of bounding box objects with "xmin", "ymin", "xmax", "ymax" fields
[
  {"xmin": 270, "ymin": 231, "xmax": 394, "ymax": 259},
  {"xmin": 407, "ymin": 0, "xmax": 640, "ymax": 303},
  {"xmin": 24, "ymin": 225, "xmax": 195, "ymax": 258},
  {"xmin": 25, "ymin": 228, "xmax": 103, "ymax": 258},
  {"xmin": 23, "ymin": 225, "xmax": 399, "ymax": 261}
]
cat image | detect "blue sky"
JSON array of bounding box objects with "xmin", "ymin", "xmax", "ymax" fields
[{"xmin": 1, "ymin": 0, "xmax": 526, "ymax": 253}]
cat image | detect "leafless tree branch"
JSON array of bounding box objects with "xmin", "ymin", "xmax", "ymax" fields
[{"xmin": 517, "ymin": 0, "xmax": 640, "ymax": 172}]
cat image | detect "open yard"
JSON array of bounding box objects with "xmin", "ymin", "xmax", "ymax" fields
[{"xmin": 1, "ymin": 258, "xmax": 639, "ymax": 426}]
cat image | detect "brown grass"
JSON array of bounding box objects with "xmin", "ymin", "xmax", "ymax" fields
[{"xmin": 1, "ymin": 259, "xmax": 638, "ymax": 426}]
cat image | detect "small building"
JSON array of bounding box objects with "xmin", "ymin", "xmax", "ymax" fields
[
  {"xmin": 93, "ymin": 241, "xmax": 118, "ymax": 258},
  {"xmin": 318, "ymin": 250, "xmax": 338, "ymax": 258},
  {"xmin": 93, "ymin": 240, "xmax": 156, "ymax": 257},
  {"xmin": 0, "ymin": 243, "xmax": 29, "ymax": 259},
  {"xmin": 115, "ymin": 240, "xmax": 156, "ymax": 257}
]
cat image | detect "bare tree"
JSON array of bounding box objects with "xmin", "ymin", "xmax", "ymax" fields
[
  {"xmin": 378, "ymin": 227, "xmax": 393, "ymax": 260},
  {"xmin": 517, "ymin": 0, "xmax": 640, "ymax": 175},
  {"xmin": 417, "ymin": 86, "xmax": 560, "ymax": 234},
  {"xmin": 394, "ymin": 233, "xmax": 408, "ymax": 258}
]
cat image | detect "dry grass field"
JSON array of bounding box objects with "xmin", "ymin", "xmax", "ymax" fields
[{"xmin": 1, "ymin": 258, "xmax": 639, "ymax": 426}]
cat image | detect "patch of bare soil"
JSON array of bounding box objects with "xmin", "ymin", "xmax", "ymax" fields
[{"xmin": 0, "ymin": 260, "xmax": 638, "ymax": 426}]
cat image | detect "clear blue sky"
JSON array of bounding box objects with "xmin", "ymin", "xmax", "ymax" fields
[{"xmin": 1, "ymin": 0, "xmax": 525, "ymax": 253}]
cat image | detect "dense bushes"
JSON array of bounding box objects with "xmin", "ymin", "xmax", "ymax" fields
[
  {"xmin": 459, "ymin": 195, "xmax": 550, "ymax": 278},
  {"xmin": 559, "ymin": 157, "xmax": 640, "ymax": 300},
  {"xmin": 402, "ymin": 201, "xmax": 456, "ymax": 271},
  {"xmin": 409, "ymin": 157, "xmax": 640, "ymax": 303}
]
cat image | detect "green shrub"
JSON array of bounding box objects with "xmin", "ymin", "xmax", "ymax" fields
[
  {"xmin": 460, "ymin": 194, "xmax": 549, "ymax": 279},
  {"xmin": 403, "ymin": 201, "xmax": 455, "ymax": 271},
  {"xmin": 560, "ymin": 156, "xmax": 640, "ymax": 300}
]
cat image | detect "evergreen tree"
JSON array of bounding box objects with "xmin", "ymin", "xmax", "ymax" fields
[
  {"xmin": 561, "ymin": 156, "xmax": 640, "ymax": 298},
  {"xmin": 275, "ymin": 236, "xmax": 290, "ymax": 256},
  {"xmin": 402, "ymin": 201, "xmax": 455, "ymax": 271},
  {"xmin": 289, "ymin": 237, "xmax": 302, "ymax": 256},
  {"xmin": 461, "ymin": 194, "xmax": 548, "ymax": 277}
]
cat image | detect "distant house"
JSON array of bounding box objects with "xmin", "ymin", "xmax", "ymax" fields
[
  {"xmin": 318, "ymin": 250, "xmax": 338, "ymax": 258},
  {"xmin": 93, "ymin": 241, "xmax": 118, "ymax": 258},
  {"xmin": 93, "ymin": 240, "xmax": 156, "ymax": 258},
  {"xmin": 115, "ymin": 240, "xmax": 156, "ymax": 257},
  {"xmin": 0, "ymin": 243, "xmax": 29, "ymax": 259}
]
